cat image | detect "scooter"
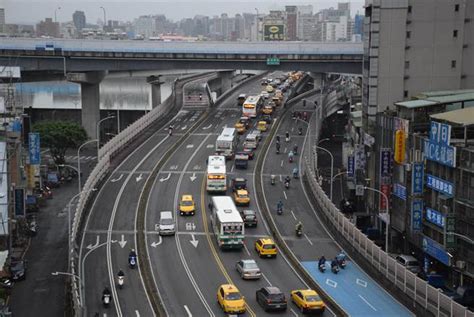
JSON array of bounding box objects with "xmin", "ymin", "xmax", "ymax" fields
[
  {"xmin": 298, "ymin": 128, "xmax": 303, "ymax": 135},
  {"xmin": 318, "ymin": 263, "xmax": 326, "ymax": 273},
  {"xmin": 117, "ymin": 276, "xmax": 124, "ymax": 289},
  {"xmin": 129, "ymin": 256, "xmax": 137, "ymax": 269},
  {"xmin": 293, "ymin": 146, "xmax": 298, "ymax": 155},
  {"xmin": 276, "ymin": 148, "xmax": 280, "ymax": 154},
  {"xmin": 331, "ymin": 264, "xmax": 340, "ymax": 274},
  {"xmin": 277, "ymin": 208, "xmax": 283, "ymax": 215},
  {"xmin": 284, "ymin": 181, "xmax": 290, "ymax": 189},
  {"xmin": 103, "ymin": 294, "xmax": 111, "ymax": 307},
  {"xmin": 338, "ymin": 259, "xmax": 347, "ymax": 269},
  {"xmin": 295, "ymin": 228, "xmax": 302, "ymax": 237},
  {"xmin": 271, "ymin": 175, "xmax": 276, "ymax": 185},
  {"xmin": 289, "ymin": 156, "xmax": 293, "ymax": 163}
]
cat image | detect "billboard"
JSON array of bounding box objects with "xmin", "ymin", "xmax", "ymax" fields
[
  {"xmin": 263, "ymin": 24, "xmax": 285, "ymax": 41},
  {"xmin": 411, "ymin": 199, "xmax": 423, "ymax": 232},
  {"xmin": 394, "ymin": 130, "xmax": 406, "ymax": 164},
  {"xmin": 412, "ymin": 162, "xmax": 424, "ymax": 195},
  {"xmin": 28, "ymin": 132, "xmax": 41, "ymax": 165},
  {"xmin": 426, "ymin": 174, "xmax": 454, "ymax": 197}
]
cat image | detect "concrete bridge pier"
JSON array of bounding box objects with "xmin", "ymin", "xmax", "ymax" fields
[
  {"xmin": 67, "ymin": 71, "xmax": 107, "ymax": 138},
  {"xmin": 219, "ymin": 70, "xmax": 234, "ymax": 92},
  {"xmin": 146, "ymin": 75, "xmax": 164, "ymax": 108}
]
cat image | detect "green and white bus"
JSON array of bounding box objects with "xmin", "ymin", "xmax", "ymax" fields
[{"xmin": 210, "ymin": 196, "xmax": 245, "ymax": 250}]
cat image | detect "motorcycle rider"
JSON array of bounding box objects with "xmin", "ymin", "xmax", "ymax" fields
[
  {"xmin": 298, "ymin": 127, "xmax": 303, "ymax": 135},
  {"xmin": 295, "ymin": 221, "xmax": 303, "ymax": 234},
  {"xmin": 288, "ymin": 150, "xmax": 294, "ymax": 162},
  {"xmin": 168, "ymin": 125, "xmax": 173, "ymax": 136},
  {"xmin": 102, "ymin": 286, "xmax": 111, "ymax": 303},
  {"xmin": 285, "ymin": 131, "xmax": 290, "ymax": 142},
  {"xmin": 277, "ymin": 200, "xmax": 283, "ymax": 213},
  {"xmin": 270, "ymin": 174, "xmax": 276, "ymax": 185},
  {"xmin": 293, "ymin": 144, "xmax": 298, "ymax": 155},
  {"xmin": 118, "ymin": 269, "xmax": 125, "ymax": 278},
  {"xmin": 331, "ymin": 258, "xmax": 339, "ymax": 271},
  {"xmin": 293, "ymin": 167, "xmax": 299, "ymax": 178},
  {"xmin": 336, "ymin": 251, "xmax": 347, "ymax": 267},
  {"xmin": 285, "ymin": 175, "xmax": 291, "ymax": 186},
  {"xmin": 129, "ymin": 248, "xmax": 137, "ymax": 258},
  {"xmin": 276, "ymin": 135, "xmax": 280, "ymax": 143},
  {"xmin": 276, "ymin": 141, "xmax": 281, "ymax": 153},
  {"xmin": 318, "ymin": 255, "xmax": 326, "ymax": 267}
]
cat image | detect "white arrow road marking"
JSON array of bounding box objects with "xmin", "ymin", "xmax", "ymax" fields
[
  {"xmin": 190, "ymin": 234, "xmax": 199, "ymax": 248},
  {"xmin": 135, "ymin": 173, "xmax": 143, "ymax": 182},
  {"xmin": 185, "ymin": 223, "xmax": 196, "ymax": 231},
  {"xmin": 202, "ymin": 124, "xmax": 212, "ymax": 130},
  {"xmin": 118, "ymin": 234, "xmax": 127, "ymax": 248},
  {"xmin": 186, "ymin": 144, "xmax": 194, "ymax": 149},
  {"xmin": 135, "ymin": 310, "xmax": 140, "ymax": 317},
  {"xmin": 326, "ymin": 279, "xmax": 337, "ymax": 288},
  {"xmin": 184, "ymin": 305, "xmax": 192, "ymax": 317},
  {"xmin": 150, "ymin": 236, "xmax": 162, "ymax": 248},
  {"xmin": 86, "ymin": 235, "xmax": 100, "ymax": 249},
  {"xmin": 357, "ymin": 278, "xmax": 368, "ymax": 287},
  {"xmin": 190, "ymin": 173, "xmax": 197, "ymax": 182},
  {"xmin": 181, "ymin": 125, "xmax": 187, "ymax": 130},
  {"xmin": 230, "ymin": 165, "xmax": 234, "ymax": 173},
  {"xmin": 170, "ymin": 165, "xmax": 179, "ymax": 170},
  {"xmin": 159, "ymin": 173, "xmax": 171, "ymax": 182},
  {"xmin": 279, "ymin": 174, "xmax": 282, "ymax": 182},
  {"xmin": 193, "ymin": 165, "xmax": 201, "ymax": 170},
  {"xmin": 111, "ymin": 174, "xmax": 123, "ymax": 183},
  {"xmin": 206, "ymin": 144, "xmax": 214, "ymax": 148},
  {"xmin": 359, "ymin": 295, "xmax": 377, "ymax": 311}
]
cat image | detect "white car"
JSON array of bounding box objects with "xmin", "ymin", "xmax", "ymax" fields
[{"xmin": 260, "ymin": 91, "xmax": 270, "ymax": 99}]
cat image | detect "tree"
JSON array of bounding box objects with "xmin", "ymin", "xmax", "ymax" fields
[{"xmin": 33, "ymin": 121, "xmax": 88, "ymax": 165}]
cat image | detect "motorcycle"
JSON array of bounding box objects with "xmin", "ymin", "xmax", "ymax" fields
[
  {"xmin": 318, "ymin": 263, "xmax": 326, "ymax": 273},
  {"xmin": 337, "ymin": 258, "xmax": 347, "ymax": 269},
  {"xmin": 117, "ymin": 276, "xmax": 124, "ymax": 289},
  {"xmin": 271, "ymin": 175, "xmax": 276, "ymax": 185},
  {"xmin": 298, "ymin": 128, "xmax": 303, "ymax": 136},
  {"xmin": 277, "ymin": 208, "xmax": 283, "ymax": 215},
  {"xmin": 276, "ymin": 148, "xmax": 280, "ymax": 154},
  {"xmin": 293, "ymin": 146, "xmax": 298, "ymax": 155},
  {"xmin": 331, "ymin": 264, "xmax": 340, "ymax": 274},
  {"xmin": 284, "ymin": 181, "xmax": 290, "ymax": 189},
  {"xmin": 289, "ymin": 156, "xmax": 293, "ymax": 163},
  {"xmin": 129, "ymin": 256, "xmax": 137, "ymax": 269},
  {"xmin": 103, "ymin": 294, "xmax": 111, "ymax": 307},
  {"xmin": 295, "ymin": 228, "xmax": 302, "ymax": 237}
]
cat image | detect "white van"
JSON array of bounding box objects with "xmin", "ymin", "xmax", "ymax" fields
[
  {"xmin": 244, "ymin": 133, "xmax": 258, "ymax": 149},
  {"xmin": 395, "ymin": 254, "xmax": 421, "ymax": 274},
  {"xmin": 158, "ymin": 211, "xmax": 176, "ymax": 236}
]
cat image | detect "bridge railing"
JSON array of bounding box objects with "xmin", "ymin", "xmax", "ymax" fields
[{"xmin": 301, "ymin": 87, "xmax": 474, "ymax": 317}]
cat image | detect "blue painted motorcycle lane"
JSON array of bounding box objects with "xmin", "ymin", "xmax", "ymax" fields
[{"xmin": 302, "ymin": 261, "xmax": 414, "ymax": 317}]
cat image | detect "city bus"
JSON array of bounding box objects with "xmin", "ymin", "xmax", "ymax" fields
[
  {"xmin": 210, "ymin": 196, "xmax": 245, "ymax": 250},
  {"xmin": 242, "ymin": 95, "xmax": 263, "ymax": 118},
  {"xmin": 215, "ymin": 127, "xmax": 237, "ymax": 159},
  {"xmin": 206, "ymin": 155, "xmax": 227, "ymax": 193}
]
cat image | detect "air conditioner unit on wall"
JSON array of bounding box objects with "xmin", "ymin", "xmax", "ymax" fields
[{"xmin": 456, "ymin": 261, "xmax": 466, "ymax": 270}]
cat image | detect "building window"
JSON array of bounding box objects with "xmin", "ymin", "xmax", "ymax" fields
[
  {"xmin": 404, "ymin": 90, "xmax": 408, "ymax": 98},
  {"xmin": 408, "ymin": 5, "xmax": 412, "ymax": 13},
  {"xmin": 453, "ymin": 30, "xmax": 458, "ymax": 38},
  {"xmin": 451, "ymin": 60, "xmax": 457, "ymax": 68},
  {"xmin": 405, "ymin": 61, "xmax": 410, "ymax": 69},
  {"xmin": 455, "ymin": 4, "xmax": 460, "ymax": 12},
  {"xmin": 406, "ymin": 31, "xmax": 411, "ymax": 38}
]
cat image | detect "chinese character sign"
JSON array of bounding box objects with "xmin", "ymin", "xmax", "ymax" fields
[
  {"xmin": 430, "ymin": 121, "xmax": 451, "ymax": 145},
  {"xmin": 347, "ymin": 155, "xmax": 355, "ymax": 177},
  {"xmin": 425, "ymin": 207, "xmax": 445, "ymax": 228},
  {"xmin": 412, "ymin": 162, "xmax": 424, "ymax": 195},
  {"xmin": 380, "ymin": 184, "xmax": 391, "ymax": 211},
  {"xmin": 426, "ymin": 174, "xmax": 454, "ymax": 197},
  {"xmin": 28, "ymin": 132, "xmax": 41, "ymax": 165},
  {"xmin": 380, "ymin": 148, "xmax": 391, "ymax": 177},
  {"xmin": 394, "ymin": 130, "xmax": 406, "ymax": 164},
  {"xmin": 424, "ymin": 138, "xmax": 456, "ymax": 168},
  {"xmin": 411, "ymin": 199, "xmax": 423, "ymax": 232},
  {"xmin": 393, "ymin": 183, "xmax": 407, "ymax": 200},
  {"xmin": 263, "ymin": 24, "xmax": 285, "ymax": 41}
]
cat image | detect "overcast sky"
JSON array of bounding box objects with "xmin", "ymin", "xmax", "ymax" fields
[{"xmin": 1, "ymin": 0, "xmax": 364, "ymax": 25}]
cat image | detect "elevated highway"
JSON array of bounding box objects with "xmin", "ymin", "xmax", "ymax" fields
[{"xmin": 0, "ymin": 38, "xmax": 362, "ymax": 74}]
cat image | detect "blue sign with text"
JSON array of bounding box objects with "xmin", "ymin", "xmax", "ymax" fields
[
  {"xmin": 426, "ymin": 207, "xmax": 445, "ymax": 228},
  {"xmin": 423, "ymin": 236, "xmax": 451, "ymax": 266},
  {"xmin": 393, "ymin": 183, "xmax": 407, "ymax": 201},
  {"xmin": 412, "ymin": 162, "xmax": 424, "ymax": 195},
  {"xmin": 430, "ymin": 121, "xmax": 451, "ymax": 146},
  {"xmin": 426, "ymin": 174, "xmax": 454, "ymax": 197},
  {"xmin": 424, "ymin": 139, "xmax": 456, "ymax": 168},
  {"xmin": 411, "ymin": 199, "xmax": 423, "ymax": 232},
  {"xmin": 28, "ymin": 133, "xmax": 41, "ymax": 165},
  {"xmin": 380, "ymin": 149, "xmax": 391, "ymax": 177},
  {"xmin": 347, "ymin": 155, "xmax": 355, "ymax": 178}
]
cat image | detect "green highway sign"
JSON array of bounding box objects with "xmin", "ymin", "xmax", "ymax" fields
[{"xmin": 266, "ymin": 57, "xmax": 280, "ymax": 66}]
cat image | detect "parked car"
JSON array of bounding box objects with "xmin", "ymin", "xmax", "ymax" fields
[
  {"xmin": 240, "ymin": 209, "xmax": 257, "ymax": 227},
  {"xmin": 395, "ymin": 254, "xmax": 421, "ymax": 274},
  {"xmin": 256, "ymin": 286, "xmax": 287, "ymax": 312},
  {"xmin": 236, "ymin": 259, "xmax": 261, "ymax": 280},
  {"xmin": 10, "ymin": 260, "xmax": 27, "ymax": 281}
]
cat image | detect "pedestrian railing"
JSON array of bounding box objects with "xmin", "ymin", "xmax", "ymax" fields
[{"xmin": 302, "ymin": 90, "xmax": 474, "ymax": 317}]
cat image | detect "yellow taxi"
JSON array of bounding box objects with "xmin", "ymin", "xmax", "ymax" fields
[
  {"xmin": 291, "ymin": 289, "xmax": 326, "ymax": 313},
  {"xmin": 262, "ymin": 104, "xmax": 273, "ymax": 115},
  {"xmin": 255, "ymin": 238, "xmax": 277, "ymax": 258},
  {"xmin": 234, "ymin": 117, "xmax": 249, "ymax": 134},
  {"xmin": 233, "ymin": 189, "xmax": 250, "ymax": 206},
  {"xmin": 266, "ymin": 85, "xmax": 274, "ymax": 93},
  {"xmin": 257, "ymin": 121, "xmax": 268, "ymax": 132},
  {"xmin": 179, "ymin": 195, "xmax": 196, "ymax": 216},
  {"xmin": 217, "ymin": 284, "xmax": 246, "ymax": 314}
]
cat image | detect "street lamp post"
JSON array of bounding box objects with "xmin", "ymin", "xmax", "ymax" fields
[
  {"xmin": 77, "ymin": 139, "xmax": 98, "ymax": 193},
  {"xmin": 51, "ymin": 271, "xmax": 84, "ymax": 307},
  {"xmin": 100, "ymin": 6, "xmax": 107, "ymax": 31},
  {"xmin": 318, "ymin": 138, "xmax": 330, "ymax": 145},
  {"xmin": 54, "ymin": 6, "xmax": 61, "ymax": 23},
  {"xmin": 316, "ymin": 145, "xmax": 334, "ymax": 201},
  {"xmin": 96, "ymin": 115, "xmax": 115, "ymax": 154},
  {"xmin": 364, "ymin": 186, "xmax": 390, "ymax": 253}
]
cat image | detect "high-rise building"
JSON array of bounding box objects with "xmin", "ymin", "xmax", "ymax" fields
[
  {"xmin": 296, "ymin": 6, "xmax": 314, "ymax": 41},
  {"xmin": 242, "ymin": 13, "xmax": 256, "ymax": 41},
  {"xmin": 285, "ymin": 6, "xmax": 297, "ymax": 41},
  {"xmin": 354, "ymin": 13, "xmax": 364, "ymax": 37},
  {"xmin": 134, "ymin": 15, "xmax": 156, "ymax": 38},
  {"xmin": 0, "ymin": 8, "xmax": 5, "ymax": 33},
  {"xmin": 362, "ymin": 0, "xmax": 474, "ymax": 132},
  {"xmin": 36, "ymin": 18, "xmax": 60, "ymax": 38},
  {"xmin": 73, "ymin": 11, "xmax": 86, "ymax": 31}
]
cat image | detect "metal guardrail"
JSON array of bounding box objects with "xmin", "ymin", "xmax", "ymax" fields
[{"xmin": 301, "ymin": 89, "xmax": 474, "ymax": 317}]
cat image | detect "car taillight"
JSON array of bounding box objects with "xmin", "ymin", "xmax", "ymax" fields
[{"xmin": 267, "ymin": 299, "xmax": 272, "ymax": 304}]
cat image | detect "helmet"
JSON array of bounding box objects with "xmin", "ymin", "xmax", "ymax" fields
[{"xmin": 131, "ymin": 249, "xmax": 135, "ymax": 252}]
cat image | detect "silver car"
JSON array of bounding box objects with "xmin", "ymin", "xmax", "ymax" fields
[{"xmin": 236, "ymin": 259, "xmax": 261, "ymax": 280}]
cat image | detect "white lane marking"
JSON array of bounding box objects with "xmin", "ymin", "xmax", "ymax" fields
[
  {"xmin": 184, "ymin": 305, "xmax": 192, "ymax": 317},
  {"xmin": 181, "ymin": 125, "xmax": 187, "ymax": 130},
  {"xmin": 189, "ymin": 172, "xmax": 197, "ymax": 182},
  {"xmin": 86, "ymin": 235, "xmax": 100, "ymax": 249},
  {"xmin": 279, "ymin": 174, "xmax": 282, "ymax": 182},
  {"xmin": 202, "ymin": 124, "xmax": 212, "ymax": 130},
  {"xmin": 186, "ymin": 144, "xmax": 194, "ymax": 149},
  {"xmin": 261, "ymin": 273, "xmax": 272, "ymax": 286},
  {"xmin": 111, "ymin": 174, "xmax": 124, "ymax": 183},
  {"xmin": 135, "ymin": 173, "xmax": 143, "ymax": 182},
  {"xmin": 159, "ymin": 173, "xmax": 171, "ymax": 182},
  {"xmin": 304, "ymin": 233, "xmax": 313, "ymax": 245},
  {"xmin": 290, "ymin": 210, "xmax": 297, "ymax": 220},
  {"xmin": 135, "ymin": 310, "xmax": 140, "ymax": 317},
  {"xmin": 150, "ymin": 236, "xmax": 162, "ymax": 248},
  {"xmin": 359, "ymin": 294, "xmax": 377, "ymax": 311},
  {"xmin": 357, "ymin": 278, "xmax": 368, "ymax": 287},
  {"xmin": 284, "ymin": 147, "xmax": 287, "ymax": 153},
  {"xmin": 283, "ymin": 191, "xmax": 288, "ymax": 200},
  {"xmin": 290, "ymin": 308, "xmax": 298, "ymax": 317},
  {"xmin": 243, "ymin": 243, "xmax": 251, "ymax": 256},
  {"xmin": 326, "ymin": 279, "xmax": 337, "ymax": 288},
  {"xmin": 231, "ymin": 165, "xmax": 234, "ymax": 173},
  {"xmin": 280, "ymin": 160, "xmax": 283, "ymax": 167}
]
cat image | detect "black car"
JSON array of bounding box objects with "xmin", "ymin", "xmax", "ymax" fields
[
  {"xmin": 240, "ymin": 209, "xmax": 257, "ymax": 227},
  {"xmin": 10, "ymin": 260, "xmax": 26, "ymax": 281},
  {"xmin": 261, "ymin": 114, "xmax": 272, "ymax": 124},
  {"xmin": 256, "ymin": 287, "xmax": 287, "ymax": 312}
]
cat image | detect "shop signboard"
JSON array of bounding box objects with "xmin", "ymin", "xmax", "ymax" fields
[
  {"xmin": 426, "ymin": 174, "xmax": 454, "ymax": 197},
  {"xmin": 412, "ymin": 162, "xmax": 424, "ymax": 195},
  {"xmin": 394, "ymin": 130, "xmax": 406, "ymax": 164},
  {"xmin": 14, "ymin": 188, "xmax": 25, "ymax": 217},
  {"xmin": 423, "ymin": 138, "xmax": 456, "ymax": 168},
  {"xmin": 28, "ymin": 132, "xmax": 40, "ymax": 165},
  {"xmin": 411, "ymin": 199, "xmax": 423, "ymax": 232},
  {"xmin": 380, "ymin": 148, "xmax": 391, "ymax": 177},
  {"xmin": 347, "ymin": 155, "xmax": 355, "ymax": 178},
  {"xmin": 393, "ymin": 183, "xmax": 407, "ymax": 201},
  {"xmin": 263, "ymin": 24, "xmax": 285, "ymax": 41},
  {"xmin": 430, "ymin": 121, "xmax": 451, "ymax": 146},
  {"xmin": 423, "ymin": 236, "xmax": 451, "ymax": 266},
  {"xmin": 380, "ymin": 184, "xmax": 391, "ymax": 210},
  {"xmin": 425, "ymin": 207, "xmax": 445, "ymax": 228}
]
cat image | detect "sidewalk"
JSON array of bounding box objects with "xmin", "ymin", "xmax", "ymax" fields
[{"xmin": 9, "ymin": 156, "xmax": 93, "ymax": 316}]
